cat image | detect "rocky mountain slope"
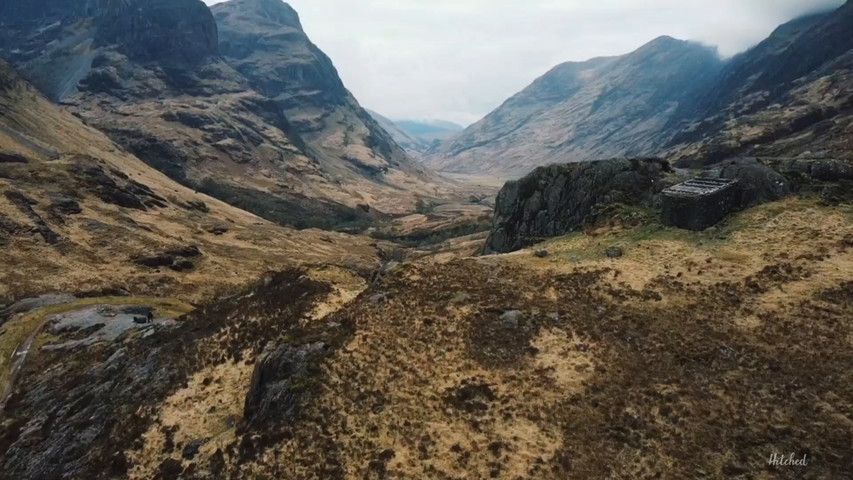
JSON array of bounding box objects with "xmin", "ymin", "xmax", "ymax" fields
[
  {"xmin": 211, "ymin": 0, "xmax": 419, "ymax": 177},
  {"xmin": 431, "ymin": 1, "xmax": 853, "ymax": 175},
  {"xmin": 668, "ymin": 0, "xmax": 853, "ymax": 165},
  {"xmin": 3, "ymin": 160, "xmax": 851, "ymax": 479},
  {"xmin": 0, "ymin": 0, "xmax": 450, "ymax": 230},
  {"xmin": 429, "ymin": 38, "xmax": 723, "ymax": 175},
  {"xmin": 0, "ymin": 60, "xmax": 387, "ymax": 302}
]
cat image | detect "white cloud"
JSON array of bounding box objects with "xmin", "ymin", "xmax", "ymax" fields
[{"xmin": 204, "ymin": 0, "xmax": 845, "ymax": 125}]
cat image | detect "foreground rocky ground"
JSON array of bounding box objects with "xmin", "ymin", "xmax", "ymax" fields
[{"xmin": 1, "ymin": 196, "xmax": 850, "ymax": 479}]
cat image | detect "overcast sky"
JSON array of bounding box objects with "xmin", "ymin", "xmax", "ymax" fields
[{"xmin": 205, "ymin": 0, "xmax": 844, "ymax": 126}]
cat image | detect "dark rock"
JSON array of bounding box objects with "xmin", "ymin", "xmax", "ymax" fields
[
  {"xmin": 132, "ymin": 250, "xmax": 197, "ymax": 272},
  {"xmin": 206, "ymin": 225, "xmax": 229, "ymax": 235},
  {"xmin": 605, "ymin": 247, "xmax": 625, "ymax": 259},
  {"xmin": 134, "ymin": 255, "xmax": 175, "ymax": 269},
  {"xmin": 719, "ymin": 158, "xmax": 791, "ymax": 209},
  {"xmin": 48, "ymin": 198, "xmax": 83, "ymax": 221},
  {"xmin": 169, "ymin": 257, "xmax": 195, "ymax": 272},
  {"xmin": 4, "ymin": 191, "xmax": 61, "ymax": 245},
  {"xmin": 155, "ymin": 458, "xmax": 184, "ymax": 480},
  {"xmin": 242, "ymin": 342, "xmax": 326, "ymax": 431},
  {"xmin": 71, "ymin": 163, "xmax": 168, "ymax": 211},
  {"xmin": 484, "ymin": 158, "xmax": 672, "ymax": 254},
  {"xmin": 181, "ymin": 439, "xmax": 207, "ymax": 460},
  {"xmin": 499, "ymin": 310, "xmax": 523, "ymax": 328},
  {"xmin": 183, "ymin": 200, "xmax": 209, "ymax": 213},
  {"xmin": 164, "ymin": 245, "xmax": 202, "ymax": 259},
  {"xmin": 820, "ymin": 180, "xmax": 853, "ymax": 206},
  {"xmin": 74, "ymin": 287, "xmax": 131, "ymax": 298},
  {"xmin": 534, "ymin": 249, "xmax": 549, "ymax": 258},
  {"xmin": 369, "ymin": 293, "xmax": 388, "ymax": 304},
  {"xmin": 0, "ymin": 151, "xmax": 28, "ymax": 164}
]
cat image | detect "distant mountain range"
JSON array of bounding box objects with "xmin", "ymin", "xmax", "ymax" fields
[
  {"xmin": 367, "ymin": 110, "xmax": 463, "ymax": 154},
  {"xmin": 428, "ymin": 0, "xmax": 853, "ymax": 175}
]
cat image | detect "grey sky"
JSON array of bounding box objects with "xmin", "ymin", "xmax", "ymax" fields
[{"xmin": 205, "ymin": 0, "xmax": 844, "ymax": 125}]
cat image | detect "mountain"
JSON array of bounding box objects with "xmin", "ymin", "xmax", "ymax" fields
[
  {"xmin": 367, "ymin": 110, "xmax": 464, "ymax": 154},
  {"xmin": 0, "ymin": 59, "xmax": 385, "ymax": 300},
  {"xmin": 667, "ymin": 1, "xmax": 853, "ymax": 165},
  {"xmin": 428, "ymin": 37, "xmax": 723, "ymax": 175},
  {"xmin": 211, "ymin": 0, "xmax": 417, "ymax": 174},
  {"xmin": 367, "ymin": 109, "xmax": 429, "ymax": 153},
  {"xmin": 432, "ymin": 1, "xmax": 853, "ymax": 175},
  {"xmin": 0, "ymin": 0, "xmax": 447, "ymax": 230}
]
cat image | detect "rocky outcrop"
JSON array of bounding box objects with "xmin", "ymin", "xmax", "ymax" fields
[
  {"xmin": 0, "ymin": 151, "xmax": 28, "ymax": 164},
  {"xmin": 132, "ymin": 245, "xmax": 203, "ymax": 272},
  {"xmin": 0, "ymin": 270, "xmax": 334, "ymax": 480},
  {"xmin": 242, "ymin": 341, "xmax": 327, "ymax": 431},
  {"xmin": 484, "ymin": 158, "xmax": 673, "ymax": 253},
  {"xmin": 485, "ymin": 156, "xmax": 853, "ymax": 253},
  {"xmin": 705, "ymin": 157, "xmax": 853, "ymax": 209},
  {"xmin": 717, "ymin": 159, "xmax": 792, "ymax": 209}
]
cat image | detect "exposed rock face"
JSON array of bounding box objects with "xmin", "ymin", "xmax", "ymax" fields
[
  {"xmin": 430, "ymin": 38, "xmax": 723, "ymax": 176},
  {"xmin": 484, "ymin": 158, "xmax": 672, "ymax": 254},
  {"xmin": 718, "ymin": 159, "xmax": 792, "ymax": 209},
  {"xmin": 242, "ymin": 342, "xmax": 327, "ymax": 431},
  {"xmin": 212, "ymin": 0, "xmax": 415, "ymax": 174},
  {"xmin": 484, "ymin": 155, "xmax": 853, "ymax": 254},
  {"xmin": 0, "ymin": 0, "xmax": 445, "ymax": 231},
  {"xmin": 721, "ymin": 157, "xmax": 853, "ymax": 206},
  {"xmin": 0, "ymin": 270, "xmax": 333, "ymax": 480}
]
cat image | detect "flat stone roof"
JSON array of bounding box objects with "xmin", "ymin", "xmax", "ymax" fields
[{"xmin": 663, "ymin": 178, "xmax": 738, "ymax": 198}]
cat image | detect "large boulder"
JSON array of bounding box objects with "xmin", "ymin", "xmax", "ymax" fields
[
  {"xmin": 484, "ymin": 158, "xmax": 672, "ymax": 254},
  {"xmin": 718, "ymin": 158, "xmax": 792, "ymax": 209},
  {"xmin": 719, "ymin": 157, "xmax": 853, "ymax": 208}
]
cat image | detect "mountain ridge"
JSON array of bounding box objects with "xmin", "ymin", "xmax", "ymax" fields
[
  {"xmin": 430, "ymin": 2, "xmax": 853, "ymax": 175},
  {"xmin": 0, "ymin": 0, "xmax": 452, "ymax": 231},
  {"xmin": 428, "ymin": 36, "xmax": 722, "ymax": 175}
]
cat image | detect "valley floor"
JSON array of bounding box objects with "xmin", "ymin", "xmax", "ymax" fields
[{"xmin": 2, "ymin": 196, "xmax": 851, "ymax": 479}]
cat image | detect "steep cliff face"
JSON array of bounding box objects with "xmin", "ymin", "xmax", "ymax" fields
[
  {"xmin": 0, "ymin": 0, "xmax": 444, "ymax": 230},
  {"xmin": 483, "ymin": 159, "xmax": 673, "ymax": 253},
  {"xmin": 212, "ymin": 0, "xmax": 417, "ymax": 174},
  {"xmin": 430, "ymin": 38, "xmax": 723, "ymax": 176}
]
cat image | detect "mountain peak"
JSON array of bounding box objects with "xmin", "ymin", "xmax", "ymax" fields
[
  {"xmin": 215, "ymin": 0, "xmax": 303, "ymax": 30},
  {"xmin": 638, "ymin": 35, "xmax": 710, "ymax": 54}
]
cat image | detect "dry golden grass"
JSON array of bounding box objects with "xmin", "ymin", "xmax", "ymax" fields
[{"xmin": 0, "ymin": 73, "xmax": 391, "ymax": 302}]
